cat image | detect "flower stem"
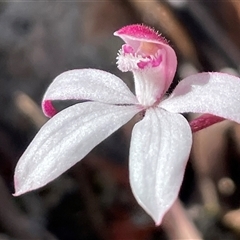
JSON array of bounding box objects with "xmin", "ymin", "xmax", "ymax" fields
[{"xmin": 162, "ymin": 199, "xmax": 203, "ymax": 239}]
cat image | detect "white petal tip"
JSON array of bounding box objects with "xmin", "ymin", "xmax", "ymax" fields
[
  {"xmin": 151, "ymin": 213, "xmax": 164, "ymax": 226},
  {"xmin": 155, "ymin": 220, "xmax": 162, "ymax": 226},
  {"xmin": 13, "ymin": 177, "xmax": 35, "ymax": 196},
  {"xmin": 13, "ymin": 185, "xmax": 40, "ymax": 196},
  {"xmin": 12, "ymin": 189, "xmax": 28, "ymax": 197},
  {"xmin": 12, "ymin": 192, "xmax": 20, "ymax": 197}
]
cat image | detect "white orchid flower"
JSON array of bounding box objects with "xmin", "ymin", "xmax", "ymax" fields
[{"xmin": 14, "ymin": 24, "xmax": 240, "ymax": 225}]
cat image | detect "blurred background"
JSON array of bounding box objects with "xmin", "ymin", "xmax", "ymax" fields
[{"xmin": 1, "ymin": 0, "xmax": 240, "ymax": 239}]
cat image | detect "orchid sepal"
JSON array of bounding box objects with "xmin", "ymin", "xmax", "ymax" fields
[
  {"xmin": 129, "ymin": 108, "xmax": 192, "ymax": 225},
  {"xmin": 42, "ymin": 69, "xmax": 138, "ymax": 117},
  {"xmin": 14, "ymin": 102, "xmax": 140, "ymax": 196},
  {"xmin": 160, "ymin": 72, "xmax": 240, "ymax": 123}
]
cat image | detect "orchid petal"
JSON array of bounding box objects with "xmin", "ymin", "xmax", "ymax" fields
[
  {"xmin": 14, "ymin": 102, "xmax": 140, "ymax": 196},
  {"xmin": 160, "ymin": 72, "xmax": 240, "ymax": 123},
  {"xmin": 42, "ymin": 69, "xmax": 138, "ymax": 117},
  {"xmin": 129, "ymin": 108, "xmax": 192, "ymax": 225}
]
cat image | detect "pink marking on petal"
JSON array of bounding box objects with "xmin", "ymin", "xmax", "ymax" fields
[
  {"xmin": 137, "ymin": 61, "xmax": 148, "ymax": 69},
  {"xmin": 114, "ymin": 24, "xmax": 168, "ymax": 44},
  {"xmin": 122, "ymin": 44, "xmax": 134, "ymax": 54},
  {"xmin": 136, "ymin": 52, "xmax": 162, "ymax": 69},
  {"xmin": 42, "ymin": 100, "xmax": 57, "ymax": 118},
  {"xmin": 190, "ymin": 114, "xmax": 225, "ymax": 133},
  {"xmin": 151, "ymin": 54, "xmax": 162, "ymax": 67}
]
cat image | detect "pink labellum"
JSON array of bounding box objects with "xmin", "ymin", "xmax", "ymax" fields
[
  {"xmin": 115, "ymin": 24, "xmax": 177, "ymax": 107},
  {"xmin": 114, "ymin": 24, "xmax": 167, "ymax": 44}
]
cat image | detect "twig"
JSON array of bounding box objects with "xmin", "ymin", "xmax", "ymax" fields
[
  {"xmin": 14, "ymin": 91, "xmax": 47, "ymax": 128},
  {"xmin": 187, "ymin": 0, "xmax": 240, "ymax": 70}
]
